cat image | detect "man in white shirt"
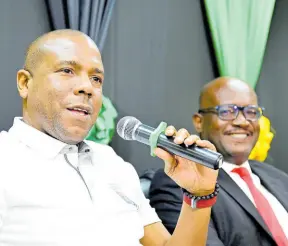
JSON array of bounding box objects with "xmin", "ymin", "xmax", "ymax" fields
[
  {"xmin": 0, "ymin": 29, "xmax": 220, "ymax": 245},
  {"xmin": 150, "ymin": 77, "xmax": 288, "ymax": 246}
]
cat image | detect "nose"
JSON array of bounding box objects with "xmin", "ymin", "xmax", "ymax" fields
[
  {"xmin": 232, "ymin": 110, "xmax": 249, "ymax": 127},
  {"xmin": 73, "ymin": 76, "xmax": 93, "ymax": 97}
]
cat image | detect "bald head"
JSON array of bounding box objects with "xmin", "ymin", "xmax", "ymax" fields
[
  {"xmin": 199, "ymin": 77, "xmax": 257, "ymax": 108},
  {"xmin": 23, "ymin": 29, "xmax": 99, "ymax": 75},
  {"xmin": 18, "ymin": 29, "xmax": 104, "ymax": 144}
]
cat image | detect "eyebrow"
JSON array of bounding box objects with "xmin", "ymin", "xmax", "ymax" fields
[{"xmin": 57, "ymin": 60, "xmax": 104, "ymax": 75}]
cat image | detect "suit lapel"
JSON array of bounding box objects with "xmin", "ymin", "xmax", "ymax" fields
[{"xmin": 218, "ymin": 169, "xmax": 274, "ymax": 239}]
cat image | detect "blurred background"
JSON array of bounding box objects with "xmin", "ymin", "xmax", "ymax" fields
[{"xmin": 0, "ymin": 0, "xmax": 287, "ymax": 175}]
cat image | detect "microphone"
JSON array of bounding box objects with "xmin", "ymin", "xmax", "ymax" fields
[{"xmin": 116, "ymin": 116, "xmax": 223, "ymax": 170}]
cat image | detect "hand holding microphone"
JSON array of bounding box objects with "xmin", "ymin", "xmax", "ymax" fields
[{"xmin": 117, "ymin": 116, "xmax": 222, "ymax": 196}]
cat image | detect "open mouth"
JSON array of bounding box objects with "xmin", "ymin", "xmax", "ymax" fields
[
  {"xmin": 228, "ymin": 133, "xmax": 249, "ymax": 139},
  {"xmin": 67, "ymin": 107, "xmax": 90, "ymax": 116},
  {"xmin": 225, "ymin": 130, "xmax": 252, "ymax": 140}
]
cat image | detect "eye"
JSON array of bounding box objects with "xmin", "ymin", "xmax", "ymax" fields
[
  {"xmin": 91, "ymin": 76, "xmax": 103, "ymax": 85},
  {"xmin": 59, "ymin": 68, "xmax": 74, "ymax": 74},
  {"xmin": 219, "ymin": 108, "xmax": 234, "ymax": 116},
  {"xmin": 247, "ymin": 109, "xmax": 257, "ymax": 114},
  {"xmin": 246, "ymin": 109, "xmax": 258, "ymax": 116}
]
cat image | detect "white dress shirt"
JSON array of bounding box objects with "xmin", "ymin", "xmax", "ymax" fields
[
  {"xmin": 222, "ymin": 161, "xmax": 288, "ymax": 238},
  {"xmin": 0, "ymin": 117, "xmax": 160, "ymax": 246}
]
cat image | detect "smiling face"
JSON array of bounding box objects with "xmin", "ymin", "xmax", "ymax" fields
[
  {"xmin": 17, "ymin": 31, "xmax": 104, "ymax": 144},
  {"xmin": 193, "ymin": 78, "xmax": 260, "ymax": 165}
]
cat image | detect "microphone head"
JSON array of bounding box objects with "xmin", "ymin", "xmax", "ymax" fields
[{"xmin": 116, "ymin": 116, "xmax": 142, "ymax": 140}]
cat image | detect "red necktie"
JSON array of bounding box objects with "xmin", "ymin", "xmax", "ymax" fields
[{"xmin": 232, "ymin": 167, "xmax": 288, "ymax": 246}]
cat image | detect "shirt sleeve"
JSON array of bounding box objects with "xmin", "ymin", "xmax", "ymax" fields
[{"xmin": 137, "ymin": 184, "xmax": 161, "ymax": 226}]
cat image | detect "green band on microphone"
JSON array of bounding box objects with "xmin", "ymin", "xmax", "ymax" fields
[{"xmin": 149, "ymin": 121, "xmax": 167, "ymax": 157}]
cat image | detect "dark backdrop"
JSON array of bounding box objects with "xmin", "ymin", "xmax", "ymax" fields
[{"xmin": 0, "ymin": 0, "xmax": 50, "ymax": 130}]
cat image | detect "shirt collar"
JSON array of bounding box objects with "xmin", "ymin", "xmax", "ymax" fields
[
  {"xmin": 222, "ymin": 160, "xmax": 252, "ymax": 175},
  {"xmin": 8, "ymin": 117, "xmax": 92, "ymax": 159}
]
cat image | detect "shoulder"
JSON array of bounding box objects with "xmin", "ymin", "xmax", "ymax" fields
[
  {"xmin": 250, "ymin": 160, "xmax": 288, "ymax": 177},
  {"xmin": 250, "ymin": 160, "xmax": 288, "ymax": 186},
  {"xmin": 0, "ymin": 130, "xmax": 20, "ymax": 159},
  {"xmin": 0, "ymin": 130, "xmax": 18, "ymax": 180},
  {"xmin": 0, "ymin": 130, "xmax": 11, "ymax": 145}
]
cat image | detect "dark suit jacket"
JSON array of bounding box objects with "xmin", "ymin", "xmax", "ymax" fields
[{"xmin": 149, "ymin": 161, "xmax": 288, "ymax": 246}]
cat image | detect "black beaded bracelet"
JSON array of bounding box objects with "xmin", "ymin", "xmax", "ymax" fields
[{"xmin": 182, "ymin": 182, "xmax": 220, "ymax": 200}]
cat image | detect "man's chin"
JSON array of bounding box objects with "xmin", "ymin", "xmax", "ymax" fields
[
  {"xmin": 222, "ymin": 143, "xmax": 251, "ymax": 158},
  {"xmin": 61, "ymin": 127, "xmax": 91, "ymax": 145},
  {"xmin": 225, "ymin": 149, "xmax": 251, "ymax": 164}
]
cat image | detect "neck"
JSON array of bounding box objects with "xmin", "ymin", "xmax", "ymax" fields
[
  {"xmin": 224, "ymin": 155, "xmax": 248, "ymax": 166},
  {"xmin": 22, "ymin": 109, "xmax": 39, "ymax": 131}
]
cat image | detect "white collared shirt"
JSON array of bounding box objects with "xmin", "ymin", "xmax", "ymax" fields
[
  {"xmin": 222, "ymin": 161, "xmax": 288, "ymax": 238},
  {"xmin": 0, "ymin": 117, "xmax": 160, "ymax": 246}
]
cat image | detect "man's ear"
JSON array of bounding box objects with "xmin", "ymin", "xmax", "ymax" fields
[
  {"xmin": 192, "ymin": 113, "xmax": 204, "ymax": 134},
  {"xmin": 17, "ymin": 69, "xmax": 32, "ymax": 99}
]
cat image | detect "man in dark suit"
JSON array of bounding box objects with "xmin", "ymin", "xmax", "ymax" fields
[{"xmin": 149, "ymin": 77, "xmax": 288, "ymax": 246}]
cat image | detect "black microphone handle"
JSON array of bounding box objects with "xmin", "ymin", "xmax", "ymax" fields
[
  {"xmin": 157, "ymin": 135, "xmax": 222, "ymax": 170},
  {"xmin": 134, "ymin": 124, "xmax": 223, "ymax": 170}
]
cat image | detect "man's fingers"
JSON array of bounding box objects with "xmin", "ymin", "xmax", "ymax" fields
[
  {"xmin": 165, "ymin": 125, "xmax": 177, "ymax": 137},
  {"xmin": 184, "ymin": 135, "xmax": 200, "ymax": 146},
  {"xmin": 195, "ymin": 139, "xmax": 216, "ymax": 151},
  {"xmin": 174, "ymin": 128, "xmax": 190, "ymax": 144},
  {"xmin": 165, "ymin": 127, "xmax": 191, "ymax": 145},
  {"xmin": 154, "ymin": 148, "xmax": 177, "ymax": 174},
  {"xmin": 183, "ymin": 136, "xmax": 216, "ymax": 151},
  {"xmin": 164, "ymin": 125, "xmax": 216, "ymax": 155},
  {"xmin": 154, "ymin": 148, "xmax": 174, "ymax": 163}
]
